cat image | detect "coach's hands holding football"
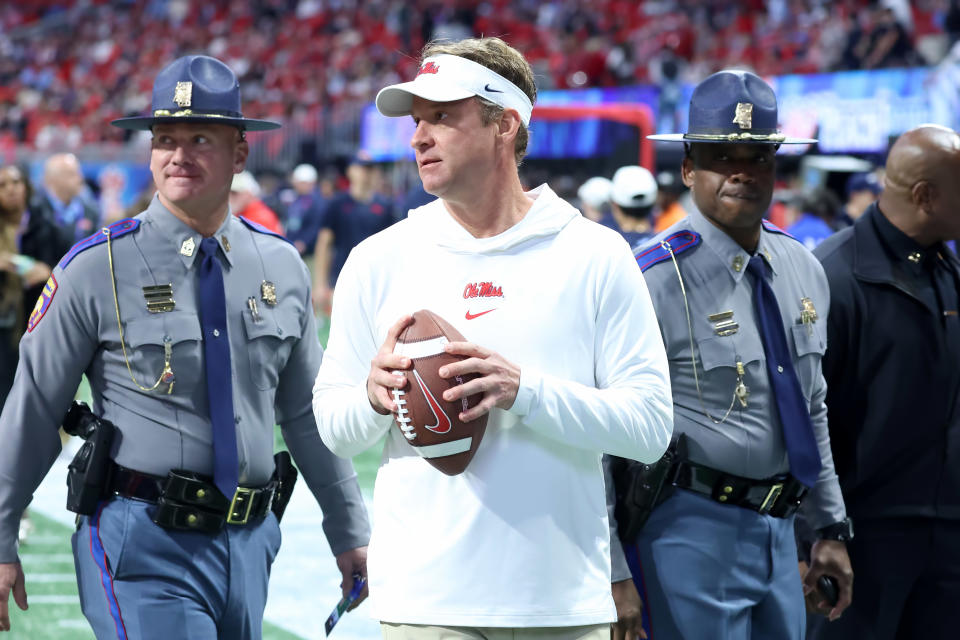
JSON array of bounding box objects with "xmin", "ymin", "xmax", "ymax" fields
[
  {"xmin": 367, "ymin": 315, "xmax": 415, "ymax": 415},
  {"xmin": 438, "ymin": 340, "xmax": 520, "ymax": 421}
]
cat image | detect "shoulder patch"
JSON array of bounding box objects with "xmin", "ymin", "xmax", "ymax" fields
[
  {"xmin": 635, "ymin": 229, "xmax": 702, "ymax": 272},
  {"xmin": 58, "ymin": 218, "xmax": 140, "ymax": 269},
  {"xmin": 761, "ymin": 219, "xmax": 797, "ymax": 241},
  {"xmin": 239, "ymin": 216, "xmax": 292, "ymax": 245},
  {"xmin": 27, "ymin": 275, "xmax": 58, "ymax": 332}
]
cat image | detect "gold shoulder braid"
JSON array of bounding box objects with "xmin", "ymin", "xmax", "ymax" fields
[
  {"xmin": 662, "ymin": 239, "xmax": 749, "ymax": 424},
  {"xmin": 105, "ymin": 227, "xmax": 175, "ymax": 394}
]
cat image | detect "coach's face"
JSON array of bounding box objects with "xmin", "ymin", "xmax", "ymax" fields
[
  {"xmin": 409, "ymin": 96, "xmax": 497, "ymax": 199},
  {"xmin": 683, "ymin": 142, "xmax": 776, "ymax": 249},
  {"xmin": 150, "ymin": 123, "xmax": 248, "ymax": 216}
]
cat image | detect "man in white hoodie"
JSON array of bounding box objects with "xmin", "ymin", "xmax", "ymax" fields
[{"xmin": 312, "ymin": 36, "xmax": 673, "ymax": 639}]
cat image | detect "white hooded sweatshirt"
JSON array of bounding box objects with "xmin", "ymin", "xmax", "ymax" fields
[{"xmin": 313, "ymin": 184, "xmax": 672, "ymax": 627}]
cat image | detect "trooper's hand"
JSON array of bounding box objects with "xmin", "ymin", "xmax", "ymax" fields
[
  {"xmin": 0, "ymin": 562, "xmax": 27, "ymax": 632},
  {"xmin": 611, "ymin": 578, "xmax": 647, "ymax": 640},
  {"xmin": 803, "ymin": 540, "xmax": 853, "ymax": 621},
  {"xmin": 366, "ymin": 315, "xmax": 414, "ymax": 415},
  {"xmin": 334, "ymin": 546, "xmax": 368, "ymax": 611}
]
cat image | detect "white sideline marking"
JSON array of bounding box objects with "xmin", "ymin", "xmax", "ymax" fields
[
  {"xmin": 27, "ymin": 595, "xmax": 80, "ymax": 604},
  {"xmin": 58, "ymin": 619, "xmax": 90, "ymax": 628},
  {"xmin": 19, "ymin": 534, "xmax": 66, "ymax": 545},
  {"xmin": 20, "ymin": 553, "xmax": 74, "ymax": 565},
  {"xmin": 27, "ymin": 573, "xmax": 76, "ymax": 583}
]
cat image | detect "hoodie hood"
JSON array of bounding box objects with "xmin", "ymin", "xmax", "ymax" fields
[{"xmin": 407, "ymin": 184, "xmax": 581, "ymax": 255}]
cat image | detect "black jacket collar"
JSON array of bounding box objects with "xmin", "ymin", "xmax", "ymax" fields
[{"xmin": 853, "ymin": 204, "xmax": 943, "ymax": 314}]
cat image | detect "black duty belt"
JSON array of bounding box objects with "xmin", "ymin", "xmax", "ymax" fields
[
  {"xmin": 111, "ymin": 466, "xmax": 276, "ymax": 533},
  {"xmin": 672, "ymin": 461, "xmax": 807, "ymax": 519}
]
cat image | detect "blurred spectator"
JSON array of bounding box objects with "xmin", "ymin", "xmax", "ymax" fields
[
  {"xmin": 398, "ymin": 181, "xmax": 434, "ymax": 218},
  {"xmin": 840, "ymin": 171, "xmax": 883, "ymax": 226},
  {"xmin": 577, "ymin": 176, "xmax": 612, "ymax": 222},
  {"xmin": 312, "ymin": 152, "xmax": 394, "ymax": 314},
  {"xmin": 862, "ymin": 6, "xmax": 918, "ymax": 69},
  {"xmin": 34, "ymin": 153, "xmax": 99, "ymax": 256},
  {"xmin": 947, "ymin": 1, "xmax": 960, "ymax": 47},
  {"xmin": 0, "ymin": 165, "xmax": 58, "ymax": 546},
  {"xmin": 603, "ymin": 165, "xmax": 657, "ymax": 250},
  {"xmin": 229, "ymin": 170, "xmax": 283, "ymax": 235},
  {"xmin": 787, "ymin": 188, "xmax": 843, "ymax": 250},
  {"xmin": 0, "ymin": 165, "xmax": 58, "ymax": 405},
  {"xmin": 653, "ymin": 170, "xmax": 689, "ymax": 233},
  {"xmin": 284, "ymin": 163, "xmax": 327, "ymax": 257}
]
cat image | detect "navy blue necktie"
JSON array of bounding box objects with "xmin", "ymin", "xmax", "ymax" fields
[
  {"xmin": 746, "ymin": 256, "xmax": 822, "ymax": 487},
  {"xmin": 197, "ymin": 237, "xmax": 238, "ymax": 499}
]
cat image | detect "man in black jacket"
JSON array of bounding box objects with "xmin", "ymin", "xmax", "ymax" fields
[{"xmin": 811, "ymin": 124, "xmax": 960, "ymax": 640}]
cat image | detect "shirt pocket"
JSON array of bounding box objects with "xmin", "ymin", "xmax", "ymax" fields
[
  {"xmin": 697, "ymin": 334, "xmax": 765, "ymax": 412},
  {"xmin": 123, "ymin": 312, "xmax": 202, "ymax": 391},
  {"xmin": 790, "ymin": 323, "xmax": 826, "ymax": 401},
  {"xmin": 242, "ymin": 307, "xmax": 300, "ymax": 391}
]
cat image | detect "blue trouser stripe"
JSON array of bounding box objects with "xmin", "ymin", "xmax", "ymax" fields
[{"xmin": 88, "ymin": 502, "xmax": 128, "ymax": 640}]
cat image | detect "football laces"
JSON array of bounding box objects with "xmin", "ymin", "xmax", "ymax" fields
[{"xmin": 391, "ymin": 371, "xmax": 415, "ymax": 440}]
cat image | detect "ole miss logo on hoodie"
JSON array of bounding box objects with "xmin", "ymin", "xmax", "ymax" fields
[{"xmin": 463, "ymin": 281, "xmax": 503, "ymax": 320}]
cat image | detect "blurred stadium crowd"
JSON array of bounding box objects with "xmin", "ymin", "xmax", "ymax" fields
[{"xmin": 1, "ymin": 0, "xmax": 959, "ymax": 151}]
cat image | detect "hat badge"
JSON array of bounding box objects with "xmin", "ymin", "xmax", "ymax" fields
[
  {"xmin": 173, "ymin": 81, "xmax": 192, "ymax": 108},
  {"xmin": 733, "ymin": 102, "xmax": 753, "ymax": 130}
]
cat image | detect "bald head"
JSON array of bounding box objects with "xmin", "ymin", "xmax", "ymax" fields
[
  {"xmin": 44, "ymin": 153, "xmax": 84, "ymax": 203},
  {"xmin": 880, "ymin": 125, "xmax": 960, "ymax": 246}
]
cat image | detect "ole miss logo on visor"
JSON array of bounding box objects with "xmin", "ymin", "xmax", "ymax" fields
[{"xmin": 417, "ymin": 61, "xmax": 440, "ymax": 77}]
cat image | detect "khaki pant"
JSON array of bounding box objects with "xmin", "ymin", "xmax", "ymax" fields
[{"xmin": 381, "ymin": 622, "xmax": 609, "ymax": 640}]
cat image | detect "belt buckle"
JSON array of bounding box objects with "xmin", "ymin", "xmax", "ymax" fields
[
  {"xmin": 758, "ymin": 483, "xmax": 783, "ymax": 515},
  {"xmin": 227, "ymin": 487, "xmax": 256, "ymax": 525}
]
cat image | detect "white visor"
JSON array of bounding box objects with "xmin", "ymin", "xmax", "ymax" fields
[{"xmin": 376, "ymin": 54, "xmax": 533, "ymax": 126}]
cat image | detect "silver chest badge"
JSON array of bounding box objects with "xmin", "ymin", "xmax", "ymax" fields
[{"xmin": 261, "ymin": 281, "xmax": 277, "ymax": 306}]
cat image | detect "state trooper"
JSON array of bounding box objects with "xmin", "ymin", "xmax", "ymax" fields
[
  {"xmin": 0, "ymin": 55, "xmax": 370, "ymax": 637},
  {"xmin": 607, "ymin": 70, "xmax": 854, "ymax": 640}
]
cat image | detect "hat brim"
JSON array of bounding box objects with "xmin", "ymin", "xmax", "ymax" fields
[
  {"xmin": 110, "ymin": 114, "xmax": 281, "ymax": 131},
  {"xmin": 376, "ymin": 81, "xmax": 476, "ymax": 118},
  {"xmin": 647, "ymin": 133, "xmax": 817, "ymax": 145}
]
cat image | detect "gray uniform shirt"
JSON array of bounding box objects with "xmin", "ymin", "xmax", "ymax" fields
[
  {"xmin": 0, "ymin": 197, "xmax": 370, "ymax": 562},
  {"xmin": 609, "ymin": 206, "xmax": 846, "ymax": 581}
]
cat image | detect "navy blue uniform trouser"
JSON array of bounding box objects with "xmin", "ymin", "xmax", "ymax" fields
[
  {"xmin": 72, "ymin": 496, "xmax": 281, "ymax": 640},
  {"xmin": 624, "ymin": 489, "xmax": 805, "ymax": 640},
  {"xmin": 808, "ymin": 517, "xmax": 960, "ymax": 640}
]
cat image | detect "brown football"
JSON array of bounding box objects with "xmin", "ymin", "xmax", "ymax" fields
[{"xmin": 391, "ymin": 309, "xmax": 487, "ymax": 475}]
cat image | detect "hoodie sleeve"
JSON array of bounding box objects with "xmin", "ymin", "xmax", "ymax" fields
[
  {"xmin": 511, "ymin": 241, "xmax": 673, "ymax": 463},
  {"xmin": 313, "ymin": 247, "xmax": 394, "ymax": 459}
]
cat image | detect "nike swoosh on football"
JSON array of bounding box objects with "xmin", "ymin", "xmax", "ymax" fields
[
  {"xmin": 484, "ymin": 84, "xmax": 503, "ymax": 93},
  {"xmin": 465, "ymin": 309, "xmax": 496, "ymax": 320},
  {"xmin": 413, "ymin": 370, "xmax": 452, "ymax": 434}
]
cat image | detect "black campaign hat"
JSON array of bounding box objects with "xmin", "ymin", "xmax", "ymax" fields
[
  {"xmin": 648, "ymin": 70, "xmax": 815, "ymax": 145},
  {"xmin": 111, "ymin": 55, "xmax": 280, "ymax": 131}
]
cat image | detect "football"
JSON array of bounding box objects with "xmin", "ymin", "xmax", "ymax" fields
[{"xmin": 391, "ymin": 309, "xmax": 487, "ymax": 475}]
